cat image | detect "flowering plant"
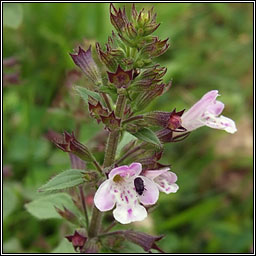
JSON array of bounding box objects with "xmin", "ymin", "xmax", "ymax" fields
[{"xmin": 26, "ymin": 3, "xmax": 237, "ymax": 253}]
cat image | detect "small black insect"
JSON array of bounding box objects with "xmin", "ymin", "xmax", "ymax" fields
[{"xmin": 134, "ymin": 177, "xmax": 145, "ymax": 195}]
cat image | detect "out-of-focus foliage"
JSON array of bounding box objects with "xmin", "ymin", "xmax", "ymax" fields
[{"xmin": 3, "ymin": 3, "xmax": 253, "ymax": 253}]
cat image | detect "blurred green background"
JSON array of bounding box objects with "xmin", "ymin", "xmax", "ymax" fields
[{"xmin": 3, "ymin": 2, "xmax": 253, "ymax": 253}]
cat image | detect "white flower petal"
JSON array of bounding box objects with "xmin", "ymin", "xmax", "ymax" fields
[
  {"xmin": 109, "ymin": 162, "xmax": 142, "ymax": 179},
  {"xmin": 182, "ymin": 90, "xmax": 219, "ymax": 126},
  {"xmin": 113, "ymin": 202, "xmax": 147, "ymax": 224},
  {"xmin": 138, "ymin": 176, "xmax": 159, "ymax": 205},
  {"xmin": 143, "ymin": 167, "xmax": 170, "ymax": 180},
  {"xmin": 202, "ymin": 112, "xmax": 237, "ymax": 134},
  {"xmin": 94, "ymin": 179, "xmax": 116, "ymax": 211},
  {"xmin": 154, "ymin": 174, "xmax": 179, "ymax": 194}
]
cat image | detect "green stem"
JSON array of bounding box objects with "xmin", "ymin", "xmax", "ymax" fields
[
  {"xmin": 88, "ymin": 95, "xmax": 126, "ymax": 238},
  {"xmin": 92, "ymin": 157, "xmax": 103, "ymax": 175}
]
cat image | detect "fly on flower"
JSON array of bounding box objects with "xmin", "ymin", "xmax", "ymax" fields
[{"xmin": 134, "ymin": 177, "xmax": 146, "ymax": 195}]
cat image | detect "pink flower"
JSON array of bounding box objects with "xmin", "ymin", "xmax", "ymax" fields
[
  {"xmin": 181, "ymin": 90, "xmax": 237, "ymax": 134},
  {"xmin": 143, "ymin": 167, "xmax": 179, "ymax": 194},
  {"xmin": 94, "ymin": 163, "xmax": 159, "ymax": 224}
]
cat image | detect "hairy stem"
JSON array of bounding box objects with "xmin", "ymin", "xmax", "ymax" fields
[{"xmin": 88, "ymin": 94, "xmax": 126, "ymax": 238}]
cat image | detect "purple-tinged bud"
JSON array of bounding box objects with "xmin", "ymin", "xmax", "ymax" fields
[
  {"xmin": 70, "ymin": 46, "xmax": 101, "ymax": 85},
  {"xmin": 107, "ymin": 65, "xmax": 133, "ymax": 88},
  {"xmin": 110, "ymin": 4, "xmax": 128, "ymax": 33},
  {"xmin": 88, "ymin": 101, "xmax": 109, "ymax": 123},
  {"xmin": 125, "ymin": 22, "xmax": 137, "ymax": 38},
  {"xmin": 96, "ymin": 42, "xmax": 117, "ymax": 72},
  {"xmin": 141, "ymin": 37, "xmax": 169, "ymax": 58},
  {"xmin": 141, "ymin": 64, "xmax": 167, "ymax": 80},
  {"xmin": 144, "ymin": 108, "xmax": 186, "ymax": 131},
  {"xmin": 55, "ymin": 206, "xmax": 78, "ymax": 225},
  {"xmin": 156, "ymin": 128, "xmax": 190, "ymax": 143},
  {"xmin": 134, "ymin": 6, "xmax": 160, "ymax": 36},
  {"xmin": 144, "ymin": 111, "xmax": 171, "ymax": 127},
  {"xmin": 46, "ymin": 130, "xmax": 93, "ymax": 162},
  {"xmin": 66, "ymin": 231, "xmax": 87, "ymax": 252},
  {"xmin": 124, "ymin": 230, "xmax": 165, "ymax": 253},
  {"xmin": 131, "ymin": 4, "xmax": 138, "ymax": 21},
  {"xmin": 100, "ymin": 111, "xmax": 121, "ymax": 131},
  {"xmin": 168, "ymin": 109, "xmax": 186, "ymax": 131},
  {"xmin": 131, "ymin": 65, "xmax": 167, "ymax": 91},
  {"xmin": 156, "ymin": 128, "xmax": 173, "ymax": 144},
  {"xmin": 134, "ymin": 82, "xmax": 169, "ymax": 111}
]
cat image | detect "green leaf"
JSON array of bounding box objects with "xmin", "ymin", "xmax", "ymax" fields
[
  {"xmin": 74, "ymin": 85, "xmax": 104, "ymax": 105},
  {"xmin": 3, "ymin": 3, "xmax": 23, "ymax": 29},
  {"xmin": 131, "ymin": 128, "xmax": 162, "ymax": 147},
  {"xmin": 25, "ymin": 192, "xmax": 78, "ymax": 219},
  {"xmin": 38, "ymin": 169, "xmax": 84, "ymax": 192}
]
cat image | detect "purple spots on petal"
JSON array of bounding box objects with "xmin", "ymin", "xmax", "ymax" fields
[
  {"xmin": 127, "ymin": 190, "xmax": 130, "ymax": 194},
  {"xmin": 128, "ymin": 208, "xmax": 132, "ymax": 216},
  {"xmin": 125, "ymin": 196, "xmax": 129, "ymax": 203},
  {"xmin": 114, "ymin": 189, "xmax": 118, "ymax": 193}
]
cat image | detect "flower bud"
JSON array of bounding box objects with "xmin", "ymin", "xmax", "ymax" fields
[
  {"xmin": 141, "ymin": 37, "xmax": 169, "ymax": 58},
  {"xmin": 100, "ymin": 111, "xmax": 121, "ymax": 131},
  {"xmin": 156, "ymin": 128, "xmax": 190, "ymax": 143},
  {"xmin": 107, "ymin": 65, "xmax": 133, "ymax": 88},
  {"xmin": 70, "ymin": 46, "xmax": 101, "ymax": 85},
  {"xmin": 96, "ymin": 42, "xmax": 122, "ymax": 72},
  {"xmin": 88, "ymin": 101, "xmax": 109, "ymax": 123},
  {"xmin": 133, "ymin": 82, "xmax": 170, "ymax": 111},
  {"xmin": 168, "ymin": 109, "xmax": 185, "ymax": 130},
  {"xmin": 46, "ymin": 130, "xmax": 93, "ymax": 162},
  {"xmin": 144, "ymin": 108, "xmax": 185, "ymax": 132},
  {"xmin": 55, "ymin": 206, "xmax": 78, "ymax": 225},
  {"xmin": 124, "ymin": 230, "xmax": 165, "ymax": 253},
  {"xmin": 65, "ymin": 231, "xmax": 87, "ymax": 252},
  {"xmin": 110, "ymin": 4, "xmax": 127, "ymax": 34}
]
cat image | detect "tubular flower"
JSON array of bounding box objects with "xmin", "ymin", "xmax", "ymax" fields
[
  {"xmin": 94, "ymin": 163, "xmax": 159, "ymax": 224},
  {"xmin": 143, "ymin": 167, "xmax": 179, "ymax": 194},
  {"xmin": 70, "ymin": 46, "xmax": 101, "ymax": 85},
  {"xmin": 181, "ymin": 90, "xmax": 237, "ymax": 134}
]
